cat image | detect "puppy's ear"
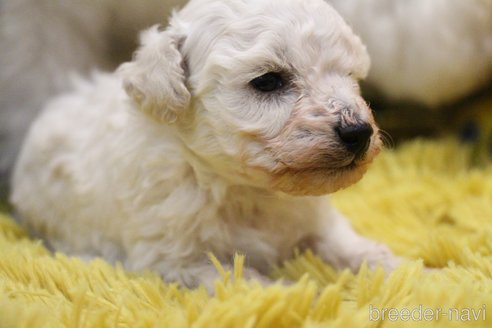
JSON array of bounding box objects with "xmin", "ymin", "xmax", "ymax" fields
[{"xmin": 119, "ymin": 25, "xmax": 190, "ymax": 123}]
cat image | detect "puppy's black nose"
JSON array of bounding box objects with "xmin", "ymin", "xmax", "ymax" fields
[{"xmin": 336, "ymin": 122, "xmax": 373, "ymax": 159}]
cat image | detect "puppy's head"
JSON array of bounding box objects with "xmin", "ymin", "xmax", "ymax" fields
[{"xmin": 120, "ymin": 0, "xmax": 381, "ymax": 196}]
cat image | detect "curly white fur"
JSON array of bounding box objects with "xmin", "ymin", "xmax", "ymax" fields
[{"xmin": 11, "ymin": 0, "xmax": 399, "ymax": 288}]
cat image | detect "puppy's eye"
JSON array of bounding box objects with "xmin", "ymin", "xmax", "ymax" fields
[{"xmin": 250, "ymin": 72, "xmax": 284, "ymax": 92}]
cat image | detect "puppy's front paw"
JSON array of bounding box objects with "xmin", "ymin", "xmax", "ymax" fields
[
  {"xmin": 194, "ymin": 264, "xmax": 272, "ymax": 294},
  {"xmin": 356, "ymin": 240, "xmax": 402, "ymax": 273},
  {"xmin": 242, "ymin": 267, "xmax": 273, "ymax": 286}
]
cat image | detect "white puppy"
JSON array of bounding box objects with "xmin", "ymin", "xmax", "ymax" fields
[{"xmin": 11, "ymin": 0, "xmax": 399, "ymax": 288}]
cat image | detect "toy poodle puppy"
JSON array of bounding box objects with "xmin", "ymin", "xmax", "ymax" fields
[{"xmin": 11, "ymin": 0, "xmax": 400, "ymax": 289}]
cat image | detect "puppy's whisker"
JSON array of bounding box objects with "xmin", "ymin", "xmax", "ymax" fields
[{"xmin": 378, "ymin": 129, "xmax": 394, "ymax": 149}]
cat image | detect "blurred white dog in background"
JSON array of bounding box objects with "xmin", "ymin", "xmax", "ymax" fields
[
  {"xmin": 11, "ymin": 0, "xmax": 400, "ymax": 288},
  {"xmin": 1, "ymin": 0, "xmax": 491, "ymax": 193}
]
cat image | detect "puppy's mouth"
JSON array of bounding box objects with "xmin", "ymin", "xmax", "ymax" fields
[
  {"xmin": 267, "ymin": 139, "xmax": 382, "ymax": 196},
  {"xmin": 273, "ymin": 140, "xmax": 376, "ymax": 171},
  {"xmin": 276, "ymin": 153, "xmax": 368, "ymax": 175},
  {"xmin": 269, "ymin": 159, "xmax": 372, "ymax": 196}
]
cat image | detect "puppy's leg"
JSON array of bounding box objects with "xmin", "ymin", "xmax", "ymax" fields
[
  {"xmin": 124, "ymin": 241, "xmax": 271, "ymax": 292},
  {"xmin": 165, "ymin": 263, "xmax": 272, "ymax": 293},
  {"xmin": 314, "ymin": 206, "xmax": 401, "ymax": 273}
]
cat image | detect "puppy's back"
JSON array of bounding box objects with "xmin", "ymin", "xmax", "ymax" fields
[{"xmin": 11, "ymin": 73, "xmax": 132, "ymax": 257}]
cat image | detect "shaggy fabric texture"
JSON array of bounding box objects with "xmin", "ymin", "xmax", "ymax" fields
[{"xmin": 1, "ymin": 138, "xmax": 492, "ymax": 327}]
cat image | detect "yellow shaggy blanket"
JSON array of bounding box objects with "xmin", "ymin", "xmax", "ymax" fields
[{"xmin": 1, "ymin": 138, "xmax": 492, "ymax": 327}]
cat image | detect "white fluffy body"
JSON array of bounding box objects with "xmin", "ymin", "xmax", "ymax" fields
[{"xmin": 11, "ymin": 0, "xmax": 399, "ymax": 288}]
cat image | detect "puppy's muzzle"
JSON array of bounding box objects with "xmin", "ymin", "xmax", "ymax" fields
[{"xmin": 263, "ymin": 97, "xmax": 379, "ymax": 173}]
